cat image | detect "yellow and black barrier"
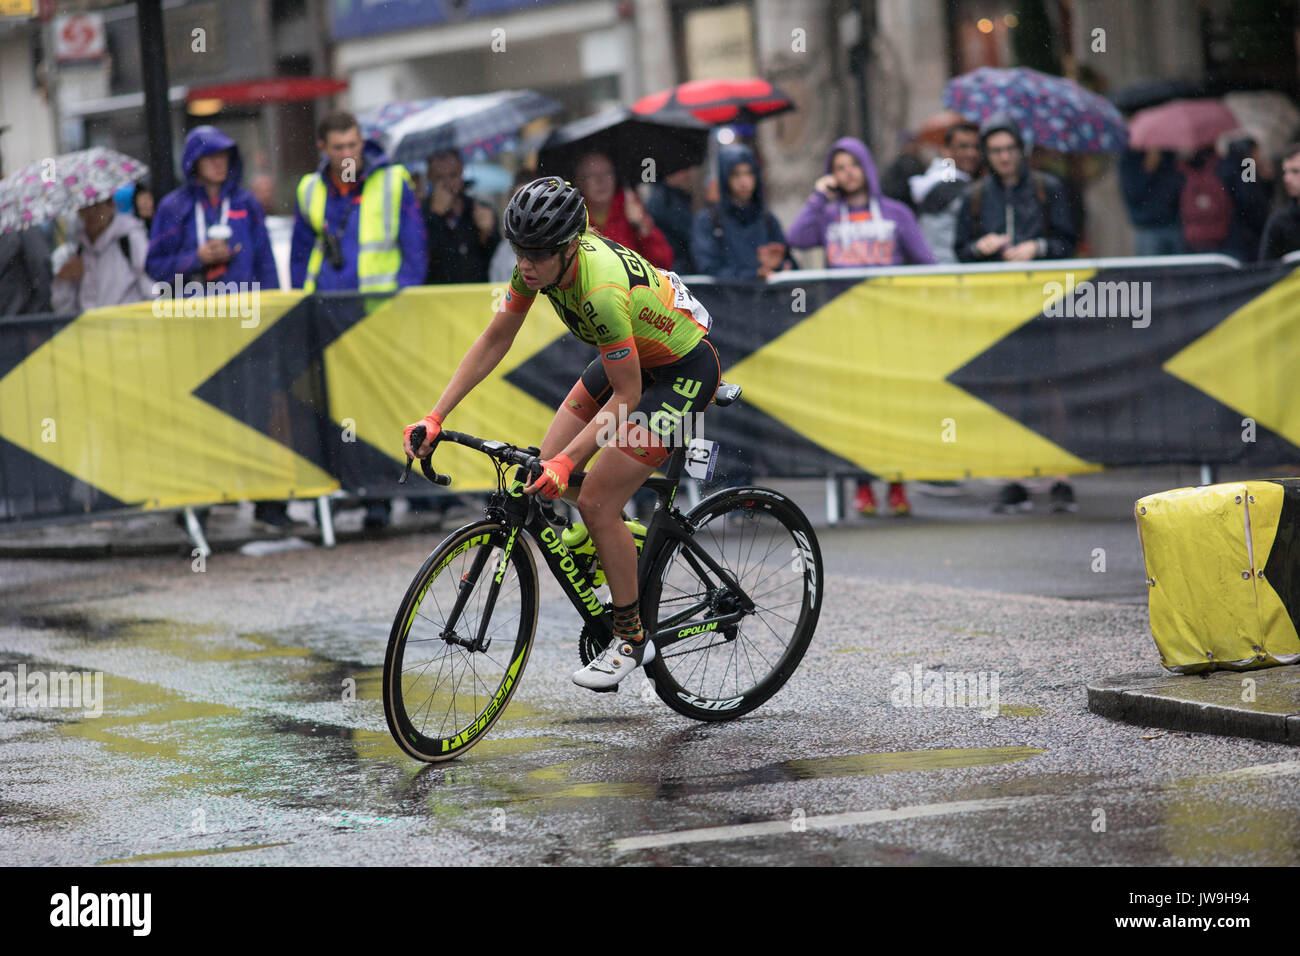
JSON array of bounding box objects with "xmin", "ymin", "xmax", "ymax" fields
[{"xmin": 2, "ymin": 257, "xmax": 1299, "ymax": 526}]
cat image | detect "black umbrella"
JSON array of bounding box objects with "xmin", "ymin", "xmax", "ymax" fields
[
  {"xmin": 1110, "ymin": 79, "xmax": 1204, "ymax": 114},
  {"xmin": 537, "ymin": 107, "xmax": 711, "ymax": 186}
]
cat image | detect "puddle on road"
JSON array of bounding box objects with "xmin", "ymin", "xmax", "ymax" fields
[
  {"xmin": 998, "ymin": 705, "xmax": 1043, "ymax": 717},
  {"xmin": 421, "ymin": 745, "xmax": 1048, "ymax": 816},
  {"xmin": 98, "ymin": 841, "xmax": 293, "ymax": 865},
  {"xmin": 1162, "ymin": 772, "xmax": 1300, "ymax": 864}
]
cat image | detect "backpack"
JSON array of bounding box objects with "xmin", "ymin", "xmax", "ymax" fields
[{"xmin": 1179, "ymin": 164, "xmax": 1232, "ymax": 247}]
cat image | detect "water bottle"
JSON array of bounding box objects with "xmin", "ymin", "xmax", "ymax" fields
[
  {"xmin": 562, "ymin": 520, "xmax": 649, "ymax": 588},
  {"xmin": 562, "ymin": 523, "xmax": 605, "ymax": 587}
]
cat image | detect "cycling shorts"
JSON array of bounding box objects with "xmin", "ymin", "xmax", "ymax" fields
[{"xmin": 562, "ymin": 338, "xmax": 721, "ymax": 467}]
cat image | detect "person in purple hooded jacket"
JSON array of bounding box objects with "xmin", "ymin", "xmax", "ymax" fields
[
  {"xmin": 787, "ymin": 136, "xmax": 935, "ymax": 269},
  {"xmin": 147, "ymin": 125, "xmax": 279, "ymax": 296},
  {"xmin": 788, "ymin": 136, "xmax": 935, "ymax": 518}
]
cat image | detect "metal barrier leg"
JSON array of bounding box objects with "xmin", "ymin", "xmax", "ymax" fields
[
  {"xmin": 1199, "ymin": 464, "xmax": 1216, "ymax": 486},
  {"xmin": 317, "ymin": 495, "xmax": 336, "ymax": 548},
  {"xmin": 685, "ymin": 477, "xmax": 702, "ymax": 508},
  {"xmin": 184, "ymin": 507, "xmax": 211, "ymax": 558},
  {"xmin": 826, "ymin": 474, "xmax": 842, "ymax": 526}
]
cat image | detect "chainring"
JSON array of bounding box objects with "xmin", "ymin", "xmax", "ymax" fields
[{"xmin": 578, "ymin": 605, "xmax": 615, "ymax": 665}]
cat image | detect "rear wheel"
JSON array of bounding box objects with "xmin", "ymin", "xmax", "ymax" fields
[
  {"xmin": 641, "ymin": 487, "xmax": 822, "ymax": 721},
  {"xmin": 383, "ymin": 521, "xmax": 538, "ymax": 761}
]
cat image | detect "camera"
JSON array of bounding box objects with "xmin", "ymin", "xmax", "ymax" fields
[{"xmin": 321, "ymin": 231, "xmax": 345, "ymax": 270}]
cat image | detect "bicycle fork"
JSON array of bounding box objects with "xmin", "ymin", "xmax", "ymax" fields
[{"xmin": 440, "ymin": 525, "xmax": 522, "ymax": 652}]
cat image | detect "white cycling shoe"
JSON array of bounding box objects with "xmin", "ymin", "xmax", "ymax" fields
[{"xmin": 573, "ymin": 634, "xmax": 656, "ymax": 692}]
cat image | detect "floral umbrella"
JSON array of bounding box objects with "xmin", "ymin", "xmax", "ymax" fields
[
  {"xmin": 942, "ymin": 66, "xmax": 1128, "ymax": 153},
  {"xmin": 0, "ymin": 147, "xmax": 148, "ymax": 235}
]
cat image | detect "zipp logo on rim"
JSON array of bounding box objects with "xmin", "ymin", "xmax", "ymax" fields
[{"xmin": 677, "ymin": 691, "xmax": 743, "ymax": 711}]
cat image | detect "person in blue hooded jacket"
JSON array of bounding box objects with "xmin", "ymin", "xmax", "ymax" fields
[
  {"xmin": 691, "ymin": 143, "xmax": 795, "ymax": 279},
  {"xmin": 146, "ymin": 125, "xmax": 279, "ymax": 294},
  {"xmin": 147, "ymin": 125, "xmax": 287, "ymax": 529}
]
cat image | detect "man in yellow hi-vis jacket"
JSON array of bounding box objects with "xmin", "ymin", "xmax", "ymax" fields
[
  {"xmin": 291, "ymin": 110, "xmax": 426, "ymax": 294},
  {"xmin": 291, "ymin": 110, "xmax": 428, "ymax": 528}
]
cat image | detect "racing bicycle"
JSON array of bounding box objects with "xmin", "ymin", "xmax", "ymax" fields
[{"xmin": 382, "ymin": 386, "xmax": 823, "ymax": 762}]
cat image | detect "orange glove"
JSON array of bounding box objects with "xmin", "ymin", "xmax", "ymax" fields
[
  {"xmin": 524, "ymin": 453, "xmax": 574, "ymax": 499},
  {"xmin": 403, "ymin": 410, "xmax": 443, "ymax": 458}
]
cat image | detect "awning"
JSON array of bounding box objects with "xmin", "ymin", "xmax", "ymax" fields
[{"xmin": 185, "ymin": 77, "xmax": 348, "ymax": 106}]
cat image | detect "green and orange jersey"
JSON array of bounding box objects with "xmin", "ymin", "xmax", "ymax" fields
[{"xmin": 501, "ymin": 233, "xmax": 709, "ymax": 367}]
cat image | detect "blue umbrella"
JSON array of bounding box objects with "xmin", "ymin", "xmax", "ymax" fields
[
  {"xmin": 384, "ymin": 90, "xmax": 562, "ymax": 166},
  {"xmin": 942, "ymin": 67, "xmax": 1127, "ymax": 153},
  {"xmin": 357, "ymin": 98, "xmax": 446, "ymax": 144}
]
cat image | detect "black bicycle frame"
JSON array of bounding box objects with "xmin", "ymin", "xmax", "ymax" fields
[{"xmin": 449, "ymin": 444, "xmax": 757, "ymax": 654}]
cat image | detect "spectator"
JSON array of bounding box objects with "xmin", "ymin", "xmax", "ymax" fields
[
  {"xmin": 1259, "ymin": 142, "xmax": 1300, "ymax": 260},
  {"xmin": 954, "ymin": 113, "xmax": 1078, "ymax": 514},
  {"xmin": 910, "ymin": 121, "xmax": 981, "ymax": 263},
  {"xmin": 51, "ymin": 197, "xmax": 152, "ymax": 312},
  {"xmin": 880, "ymin": 147, "xmax": 928, "ymax": 212},
  {"xmin": 148, "ymin": 125, "xmax": 279, "ymax": 295},
  {"xmin": 132, "ymin": 185, "xmax": 154, "ymax": 234},
  {"xmin": 788, "ymin": 136, "xmax": 935, "ymax": 517},
  {"xmin": 788, "ymin": 136, "xmax": 935, "ymax": 268},
  {"xmin": 423, "ymin": 148, "xmax": 499, "ymax": 284},
  {"xmin": 955, "ymin": 112, "xmax": 1077, "ymax": 263},
  {"xmin": 148, "ymin": 125, "xmax": 284, "ymax": 530},
  {"xmin": 489, "ymin": 170, "xmax": 535, "ymax": 283},
  {"xmin": 646, "ymin": 165, "xmax": 700, "ymax": 274},
  {"xmin": 292, "ymin": 110, "xmax": 426, "ymax": 530},
  {"xmin": 0, "ymin": 227, "xmax": 52, "ymax": 316},
  {"xmin": 690, "ymin": 143, "xmax": 795, "ymax": 279},
  {"xmin": 1216, "ymin": 135, "xmax": 1273, "ymax": 263},
  {"xmin": 573, "ymin": 151, "xmax": 673, "ymax": 268},
  {"xmin": 1119, "ymin": 149, "xmax": 1184, "ymax": 256}
]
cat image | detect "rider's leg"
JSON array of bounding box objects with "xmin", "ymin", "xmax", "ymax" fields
[{"xmin": 577, "ymin": 447, "xmax": 657, "ymax": 628}]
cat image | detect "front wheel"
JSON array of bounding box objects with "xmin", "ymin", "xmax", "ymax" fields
[
  {"xmin": 383, "ymin": 520, "xmax": 539, "ymax": 761},
  {"xmin": 641, "ymin": 487, "xmax": 822, "ymax": 721}
]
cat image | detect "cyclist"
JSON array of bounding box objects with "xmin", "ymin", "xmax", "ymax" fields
[{"xmin": 403, "ymin": 177, "xmax": 720, "ymax": 691}]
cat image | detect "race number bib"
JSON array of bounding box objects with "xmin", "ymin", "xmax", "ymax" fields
[
  {"xmin": 666, "ymin": 271, "xmax": 712, "ymax": 332},
  {"xmin": 685, "ymin": 437, "xmax": 719, "ymax": 481}
]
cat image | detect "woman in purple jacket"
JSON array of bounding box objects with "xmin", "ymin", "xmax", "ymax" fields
[{"xmin": 788, "ymin": 136, "xmax": 935, "ymax": 517}]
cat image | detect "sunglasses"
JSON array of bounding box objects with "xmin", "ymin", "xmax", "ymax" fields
[{"xmin": 510, "ymin": 242, "xmax": 563, "ymax": 263}]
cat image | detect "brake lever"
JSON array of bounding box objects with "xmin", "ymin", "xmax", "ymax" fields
[{"xmin": 399, "ymin": 424, "xmax": 452, "ymax": 487}]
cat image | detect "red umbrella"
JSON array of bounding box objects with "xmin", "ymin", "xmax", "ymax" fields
[{"xmin": 632, "ymin": 78, "xmax": 794, "ymax": 126}]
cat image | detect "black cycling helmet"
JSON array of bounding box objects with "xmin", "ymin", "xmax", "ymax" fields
[{"xmin": 502, "ymin": 176, "xmax": 587, "ymax": 250}]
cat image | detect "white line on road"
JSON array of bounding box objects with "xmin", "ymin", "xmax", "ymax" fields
[{"xmin": 611, "ymin": 795, "xmax": 1046, "ymax": 853}]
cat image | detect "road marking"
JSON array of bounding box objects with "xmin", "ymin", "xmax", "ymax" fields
[
  {"xmin": 1183, "ymin": 760, "xmax": 1300, "ymax": 783},
  {"xmin": 611, "ymin": 795, "xmax": 1045, "ymax": 853}
]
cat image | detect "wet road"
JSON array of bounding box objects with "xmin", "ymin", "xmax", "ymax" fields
[{"xmin": 2, "ymin": 467, "xmax": 1298, "ymax": 866}]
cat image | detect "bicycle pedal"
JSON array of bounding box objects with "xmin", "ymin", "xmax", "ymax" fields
[{"xmin": 588, "ymin": 683, "xmax": 619, "ymax": 694}]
